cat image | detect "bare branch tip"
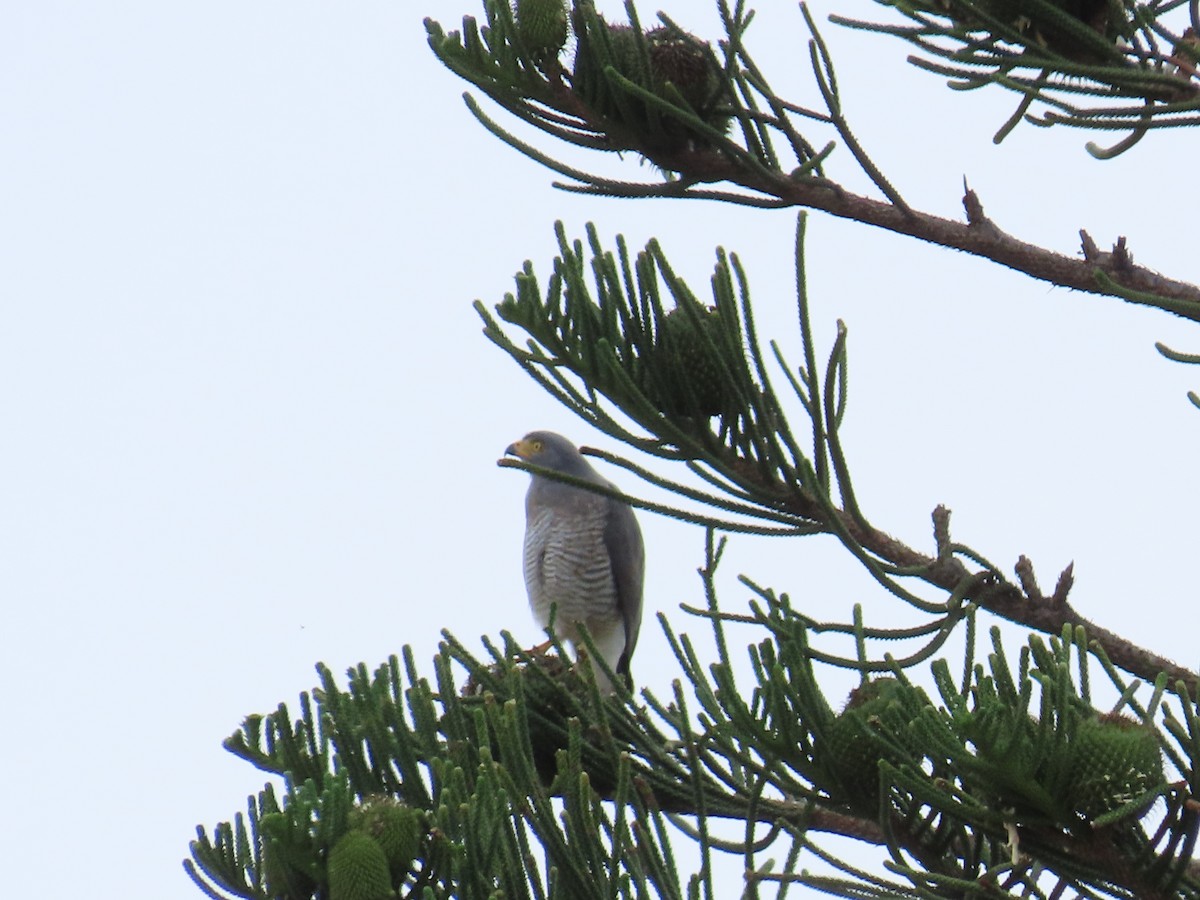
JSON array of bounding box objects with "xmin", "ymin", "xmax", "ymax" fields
[
  {"xmin": 1113, "ymin": 236, "xmax": 1134, "ymax": 272},
  {"xmin": 1014, "ymin": 555, "xmax": 1043, "ymax": 603},
  {"xmin": 962, "ymin": 186, "xmax": 988, "ymax": 226},
  {"xmin": 932, "ymin": 505, "xmax": 951, "ymax": 555},
  {"xmin": 1079, "ymin": 230, "xmax": 1100, "ymax": 261},
  {"xmin": 1050, "ymin": 562, "xmax": 1075, "ymax": 606}
]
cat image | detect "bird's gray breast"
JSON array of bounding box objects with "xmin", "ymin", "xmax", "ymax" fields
[{"xmin": 523, "ymin": 485, "xmax": 617, "ymax": 630}]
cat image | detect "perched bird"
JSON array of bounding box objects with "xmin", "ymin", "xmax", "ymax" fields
[{"xmin": 505, "ymin": 431, "xmax": 645, "ymax": 688}]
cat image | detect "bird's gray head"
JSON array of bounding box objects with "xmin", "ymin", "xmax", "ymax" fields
[{"xmin": 505, "ymin": 431, "xmax": 595, "ymax": 479}]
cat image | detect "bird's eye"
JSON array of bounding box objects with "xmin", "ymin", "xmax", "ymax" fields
[{"xmin": 531, "ymin": 440, "xmax": 543, "ymax": 452}]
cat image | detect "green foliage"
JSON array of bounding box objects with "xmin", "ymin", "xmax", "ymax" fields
[
  {"xmin": 478, "ymin": 220, "xmax": 781, "ymax": 474},
  {"xmin": 428, "ymin": 0, "xmax": 1200, "ymax": 167},
  {"xmin": 187, "ymin": 208, "xmax": 1200, "ymax": 898},
  {"xmin": 428, "ymin": 0, "xmax": 1200, "ymax": 399},
  {"xmin": 186, "ymin": 639, "xmax": 740, "ymax": 900},
  {"xmin": 187, "ymin": 586, "xmax": 1200, "ymax": 899},
  {"xmin": 425, "ymin": 0, "xmax": 826, "ymax": 176},
  {"xmin": 186, "ymin": 8, "xmax": 1200, "ymax": 896},
  {"xmin": 837, "ymin": 0, "xmax": 1200, "ymax": 155},
  {"xmin": 258, "ymin": 777, "xmax": 354, "ymax": 899},
  {"xmin": 479, "ymin": 216, "xmax": 1014, "ymax": 696}
]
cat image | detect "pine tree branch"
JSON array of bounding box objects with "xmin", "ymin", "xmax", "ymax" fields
[
  {"xmin": 710, "ymin": 446, "xmax": 1199, "ymax": 689},
  {"xmin": 560, "ymin": 146, "xmax": 1200, "ymax": 321},
  {"xmin": 428, "ymin": 4, "xmax": 1200, "ymax": 323},
  {"xmin": 481, "ymin": 215, "xmax": 1199, "ymax": 690},
  {"xmin": 701, "ymin": 438, "xmax": 1197, "ymax": 688},
  {"xmin": 599, "ymin": 423, "xmax": 1193, "ymax": 689},
  {"xmin": 589, "ymin": 421, "xmax": 1195, "ymax": 688}
]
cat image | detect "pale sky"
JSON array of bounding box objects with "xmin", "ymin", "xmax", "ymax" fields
[{"xmin": 4, "ymin": 2, "xmax": 1199, "ymax": 898}]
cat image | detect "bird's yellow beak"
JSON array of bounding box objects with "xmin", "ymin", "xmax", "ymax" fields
[{"xmin": 505, "ymin": 439, "xmax": 535, "ymax": 459}]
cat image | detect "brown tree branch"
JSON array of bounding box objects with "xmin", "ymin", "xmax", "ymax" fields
[
  {"xmin": 828, "ymin": 494, "xmax": 1197, "ymax": 689},
  {"xmin": 432, "ymin": 18, "xmax": 1200, "ymax": 323},
  {"xmin": 635, "ymin": 780, "xmax": 1194, "ymax": 898},
  {"xmin": 560, "ymin": 142, "xmax": 1200, "ymax": 322},
  {"xmin": 688, "ymin": 443, "xmax": 1200, "ymax": 689}
]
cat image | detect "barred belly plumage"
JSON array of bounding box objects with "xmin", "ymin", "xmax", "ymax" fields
[{"xmin": 523, "ymin": 505, "xmax": 616, "ymax": 635}]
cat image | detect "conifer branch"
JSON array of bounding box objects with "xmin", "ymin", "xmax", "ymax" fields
[
  {"xmin": 426, "ymin": 2, "xmax": 1200, "ymax": 328},
  {"xmin": 189, "ymin": 615, "xmax": 1200, "ymax": 898},
  {"xmin": 188, "ymin": 3, "xmax": 1200, "ymax": 898},
  {"xmin": 477, "ymin": 216, "xmax": 1199, "ymax": 690}
]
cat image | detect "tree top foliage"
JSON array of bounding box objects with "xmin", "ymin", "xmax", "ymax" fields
[{"xmin": 187, "ymin": 3, "xmax": 1200, "ymax": 898}]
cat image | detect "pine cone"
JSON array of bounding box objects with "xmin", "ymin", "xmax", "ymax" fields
[
  {"xmin": 1067, "ymin": 713, "xmax": 1163, "ymax": 822},
  {"xmin": 570, "ymin": 15, "xmax": 729, "ymax": 152},
  {"xmin": 328, "ymin": 831, "xmax": 394, "ymax": 900},
  {"xmin": 819, "ymin": 678, "xmax": 921, "ymax": 814},
  {"xmin": 642, "ymin": 302, "xmax": 730, "ymax": 417},
  {"xmin": 351, "ymin": 797, "xmax": 424, "ymax": 882},
  {"xmin": 646, "ymin": 27, "xmax": 725, "ymax": 121},
  {"xmin": 514, "ymin": 0, "xmax": 569, "ymax": 59}
]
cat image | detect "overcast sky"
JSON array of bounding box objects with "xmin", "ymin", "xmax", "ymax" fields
[{"xmin": 4, "ymin": 2, "xmax": 1199, "ymax": 897}]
